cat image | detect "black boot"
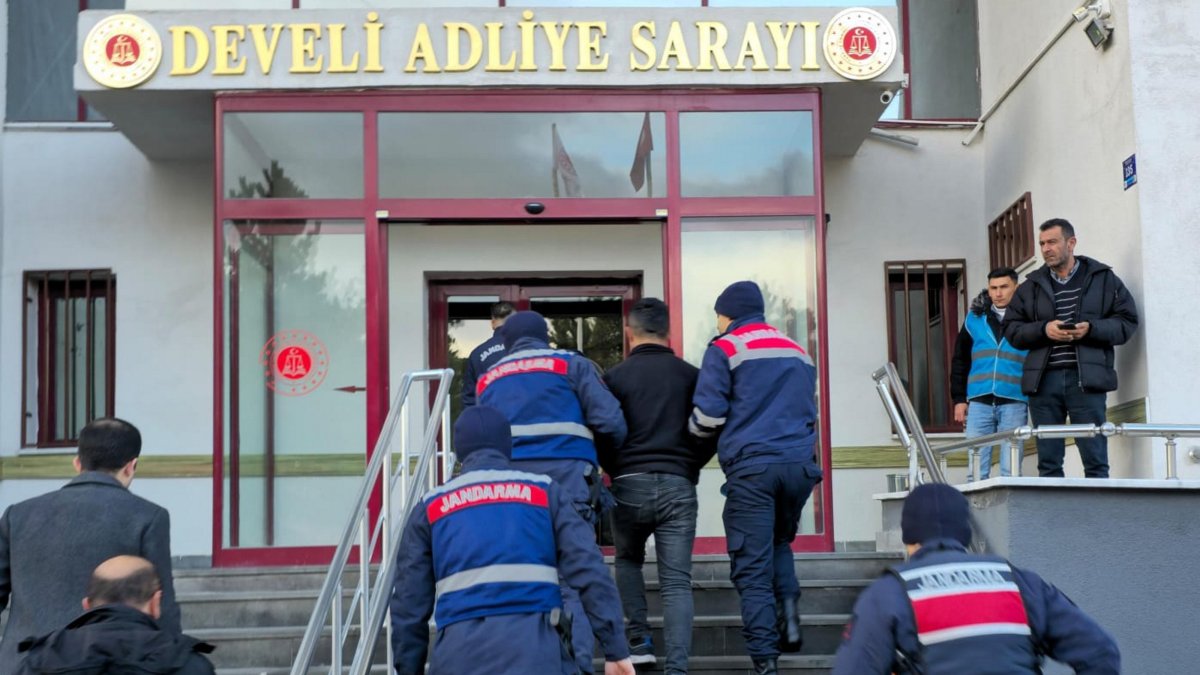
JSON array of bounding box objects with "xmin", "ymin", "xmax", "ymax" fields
[
  {"xmin": 752, "ymin": 657, "xmax": 779, "ymax": 675},
  {"xmin": 777, "ymin": 595, "xmax": 803, "ymax": 653}
]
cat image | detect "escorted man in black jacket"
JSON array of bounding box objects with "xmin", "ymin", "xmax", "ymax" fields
[
  {"xmin": 1004, "ymin": 219, "xmax": 1139, "ymax": 477},
  {"xmin": 600, "ymin": 298, "xmax": 712, "ymax": 674},
  {"xmin": 16, "ymin": 556, "xmax": 214, "ymax": 675}
]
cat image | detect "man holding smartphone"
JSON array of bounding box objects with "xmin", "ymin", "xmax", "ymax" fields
[{"xmin": 1003, "ymin": 219, "xmax": 1139, "ymax": 477}]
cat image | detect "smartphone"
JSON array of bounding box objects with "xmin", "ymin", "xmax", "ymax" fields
[{"xmin": 1058, "ymin": 322, "xmax": 1077, "ymax": 330}]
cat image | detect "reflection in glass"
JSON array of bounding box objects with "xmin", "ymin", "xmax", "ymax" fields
[
  {"xmin": 223, "ymin": 112, "xmax": 363, "ymax": 199},
  {"xmin": 708, "ymin": 0, "xmax": 894, "ymax": 6},
  {"xmin": 222, "ymin": 220, "xmax": 365, "ymax": 548},
  {"xmin": 529, "ymin": 296, "xmax": 625, "ymax": 371},
  {"xmin": 680, "ymin": 111, "xmax": 814, "ymax": 197},
  {"xmin": 379, "ymin": 112, "xmax": 666, "ymax": 198}
]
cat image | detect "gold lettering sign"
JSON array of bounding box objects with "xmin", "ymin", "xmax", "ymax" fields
[{"xmin": 100, "ymin": 11, "xmax": 903, "ymax": 85}]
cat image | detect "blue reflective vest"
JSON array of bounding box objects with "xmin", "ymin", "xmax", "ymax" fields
[
  {"xmin": 424, "ymin": 469, "xmax": 561, "ymax": 628},
  {"xmin": 965, "ymin": 312, "xmax": 1028, "ymax": 403},
  {"xmin": 478, "ymin": 348, "xmax": 599, "ymax": 463},
  {"xmin": 893, "ymin": 549, "xmax": 1039, "ymax": 675}
]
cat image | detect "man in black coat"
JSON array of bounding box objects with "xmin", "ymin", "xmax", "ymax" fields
[
  {"xmin": 1004, "ymin": 219, "xmax": 1139, "ymax": 477},
  {"xmin": 0, "ymin": 418, "xmax": 180, "ymax": 672},
  {"xmin": 600, "ymin": 298, "xmax": 713, "ymax": 673},
  {"xmin": 16, "ymin": 555, "xmax": 213, "ymax": 675}
]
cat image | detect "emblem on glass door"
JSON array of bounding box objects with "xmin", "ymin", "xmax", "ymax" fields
[{"xmin": 260, "ymin": 330, "xmax": 329, "ymax": 396}]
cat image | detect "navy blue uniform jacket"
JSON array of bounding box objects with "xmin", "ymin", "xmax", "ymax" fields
[
  {"xmin": 461, "ymin": 330, "xmax": 506, "ymax": 408},
  {"xmin": 389, "ymin": 449, "xmax": 628, "ymax": 675},
  {"xmin": 832, "ymin": 539, "xmax": 1120, "ymax": 675}
]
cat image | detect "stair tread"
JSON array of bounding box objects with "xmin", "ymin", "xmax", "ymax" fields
[{"xmin": 179, "ymin": 578, "xmax": 871, "ymax": 602}]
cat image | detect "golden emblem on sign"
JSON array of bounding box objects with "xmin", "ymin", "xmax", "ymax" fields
[
  {"xmin": 823, "ymin": 8, "xmax": 898, "ymax": 81},
  {"xmin": 83, "ymin": 14, "xmax": 162, "ymax": 89}
]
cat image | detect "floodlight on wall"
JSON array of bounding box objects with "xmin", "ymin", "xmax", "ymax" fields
[{"xmin": 1073, "ymin": 0, "xmax": 1113, "ymax": 49}]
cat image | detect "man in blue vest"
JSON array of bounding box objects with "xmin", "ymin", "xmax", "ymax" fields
[
  {"xmin": 389, "ymin": 406, "xmax": 634, "ymax": 675},
  {"xmin": 477, "ymin": 311, "xmax": 628, "ymax": 674},
  {"xmin": 461, "ymin": 301, "xmax": 515, "ymax": 408},
  {"xmin": 950, "ymin": 268, "xmax": 1029, "ymax": 479},
  {"xmin": 831, "ymin": 483, "xmax": 1120, "ymax": 674},
  {"xmin": 689, "ymin": 281, "xmax": 823, "ymax": 675}
]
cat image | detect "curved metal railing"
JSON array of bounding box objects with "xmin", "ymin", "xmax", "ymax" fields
[{"xmin": 290, "ymin": 368, "xmax": 455, "ymax": 675}]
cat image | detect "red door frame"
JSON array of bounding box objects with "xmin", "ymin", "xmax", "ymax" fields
[{"xmin": 213, "ymin": 90, "xmax": 833, "ymax": 566}]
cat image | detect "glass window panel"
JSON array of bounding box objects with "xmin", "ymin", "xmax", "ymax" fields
[
  {"xmin": 127, "ymin": 1, "xmax": 289, "ymax": 8},
  {"xmin": 224, "ymin": 113, "xmax": 363, "ymax": 199},
  {"xmin": 680, "ymin": 112, "xmax": 814, "ymax": 197},
  {"xmin": 379, "ymin": 112, "xmax": 667, "ymax": 199},
  {"xmin": 222, "ymin": 221, "xmax": 366, "ymax": 548},
  {"xmin": 302, "ymin": 0, "xmax": 494, "ymax": 6},
  {"xmin": 909, "ymin": 0, "xmax": 980, "ymax": 119},
  {"xmin": 681, "ymin": 217, "xmax": 821, "ymax": 536},
  {"xmin": 528, "ymin": 296, "xmax": 625, "ymax": 371},
  {"xmin": 509, "ymin": 0, "xmax": 695, "ymax": 6},
  {"xmin": 709, "ymin": 0, "xmax": 892, "ymax": 5},
  {"xmin": 6, "ymin": 2, "xmax": 79, "ymax": 121}
]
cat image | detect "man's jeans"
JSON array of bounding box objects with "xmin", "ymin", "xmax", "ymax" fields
[
  {"xmin": 1029, "ymin": 368, "xmax": 1110, "ymax": 477},
  {"xmin": 966, "ymin": 400, "xmax": 1028, "ymax": 479},
  {"xmin": 611, "ymin": 473, "xmax": 698, "ymax": 675}
]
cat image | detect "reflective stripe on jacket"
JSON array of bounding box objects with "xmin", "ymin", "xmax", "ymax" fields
[
  {"xmin": 478, "ymin": 338, "xmax": 626, "ymax": 463},
  {"xmin": 424, "ymin": 469, "xmax": 560, "ymax": 628},
  {"xmin": 690, "ymin": 315, "xmax": 819, "ymax": 473},
  {"xmin": 964, "ymin": 311, "xmax": 1028, "ymax": 403},
  {"xmin": 893, "ymin": 549, "xmax": 1039, "ymax": 675}
]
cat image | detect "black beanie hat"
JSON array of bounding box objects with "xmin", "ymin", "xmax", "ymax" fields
[
  {"xmin": 901, "ymin": 483, "xmax": 973, "ymax": 546},
  {"xmin": 714, "ymin": 281, "xmax": 765, "ymax": 320},
  {"xmin": 453, "ymin": 406, "xmax": 512, "ymax": 460},
  {"xmin": 501, "ymin": 311, "xmax": 550, "ymax": 350}
]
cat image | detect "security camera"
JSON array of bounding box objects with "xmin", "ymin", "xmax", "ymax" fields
[{"xmin": 880, "ymin": 90, "xmax": 895, "ymax": 105}]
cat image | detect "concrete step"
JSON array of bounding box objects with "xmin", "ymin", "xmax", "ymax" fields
[
  {"xmin": 179, "ymin": 579, "xmax": 867, "ymax": 630},
  {"xmin": 192, "ymin": 614, "xmax": 848, "ymax": 668},
  {"xmin": 217, "ymin": 655, "xmax": 834, "ymax": 675}
]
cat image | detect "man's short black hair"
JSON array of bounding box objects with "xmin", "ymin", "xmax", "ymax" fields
[
  {"xmin": 1039, "ymin": 218, "xmax": 1075, "ymax": 239},
  {"xmin": 628, "ymin": 298, "xmax": 670, "ymax": 339},
  {"xmin": 78, "ymin": 417, "xmax": 142, "ymax": 472},
  {"xmin": 86, "ymin": 564, "xmax": 161, "ymax": 607},
  {"xmin": 490, "ymin": 301, "xmax": 516, "ymax": 321},
  {"xmin": 987, "ymin": 267, "xmax": 1019, "ymax": 282}
]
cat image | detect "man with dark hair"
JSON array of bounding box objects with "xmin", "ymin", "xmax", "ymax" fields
[
  {"xmin": 600, "ymin": 298, "xmax": 710, "ymax": 673},
  {"xmin": 390, "ymin": 406, "xmax": 633, "ymax": 675},
  {"xmin": 950, "ymin": 267, "xmax": 1028, "ymax": 479},
  {"xmin": 477, "ymin": 311, "xmax": 628, "ymax": 674},
  {"xmin": 15, "ymin": 556, "xmax": 214, "ymax": 675},
  {"xmin": 689, "ymin": 281, "xmax": 823, "ymax": 675},
  {"xmin": 832, "ymin": 483, "xmax": 1120, "ymax": 674},
  {"xmin": 1004, "ymin": 219, "xmax": 1139, "ymax": 477},
  {"xmin": 461, "ymin": 300, "xmax": 516, "ymax": 408},
  {"xmin": 0, "ymin": 418, "xmax": 180, "ymax": 672}
]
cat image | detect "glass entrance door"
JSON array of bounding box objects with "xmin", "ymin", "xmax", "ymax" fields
[{"xmin": 430, "ymin": 281, "xmax": 637, "ymax": 425}]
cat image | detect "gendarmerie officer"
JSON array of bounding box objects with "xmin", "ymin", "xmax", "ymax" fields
[
  {"xmin": 689, "ymin": 281, "xmax": 823, "ymax": 675},
  {"xmin": 832, "ymin": 483, "xmax": 1120, "ymax": 675},
  {"xmin": 476, "ymin": 311, "xmax": 628, "ymax": 674},
  {"xmin": 461, "ymin": 301, "xmax": 515, "ymax": 408},
  {"xmin": 389, "ymin": 406, "xmax": 634, "ymax": 675}
]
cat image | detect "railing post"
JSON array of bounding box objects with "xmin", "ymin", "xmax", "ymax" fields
[
  {"xmin": 1165, "ymin": 436, "xmax": 1179, "ymax": 480},
  {"xmin": 1009, "ymin": 439, "xmax": 1022, "ymax": 478},
  {"xmin": 441, "ymin": 399, "xmax": 453, "ymax": 482},
  {"xmin": 331, "ymin": 576, "xmax": 344, "ymax": 674},
  {"xmin": 966, "ymin": 448, "xmax": 977, "ymax": 483}
]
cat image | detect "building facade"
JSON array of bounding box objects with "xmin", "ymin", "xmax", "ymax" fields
[{"xmin": 1, "ymin": 0, "xmax": 1197, "ymax": 565}]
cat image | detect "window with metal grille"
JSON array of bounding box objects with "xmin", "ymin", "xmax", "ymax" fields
[
  {"xmin": 884, "ymin": 260, "xmax": 967, "ymax": 432},
  {"xmin": 988, "ymin": 192, "xmax": 1034, "ymax": 270},
  {"xmin": 22, "ymin": 271, "xmax": 116, "ymax": 448}
]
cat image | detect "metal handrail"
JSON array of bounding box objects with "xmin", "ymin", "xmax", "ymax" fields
[
  {"xmin": 291, "ymin": 368, "xmax": 455, "ymax": 675},
  {"xmin": 934, "ymin": 422, "xmax": 1200, "ymax": 481},
  {"xmin": 871, "ymin": 363, "xmax": 946, "ymax": 486}
]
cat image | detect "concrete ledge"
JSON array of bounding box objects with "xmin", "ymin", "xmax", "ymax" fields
[{"xmin": 877, "ymin": 479, "xmax": 1200, "ymax": 673}]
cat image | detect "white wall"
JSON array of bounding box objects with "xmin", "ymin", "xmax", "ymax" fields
[
  {"xmin": 977, "ymin": 0, "xmax": 1151, "ymax": 474},
  {"xmin": 823, "ymin": 128, "xmax": 984, "ymax": 543},
  {"xmin": 0, "ymin": 131, "xmax": 213, "ymax": 554},
  {"xmin": 1125, "ymin": 1, "xmax": 1200, "ymax": 479}
]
